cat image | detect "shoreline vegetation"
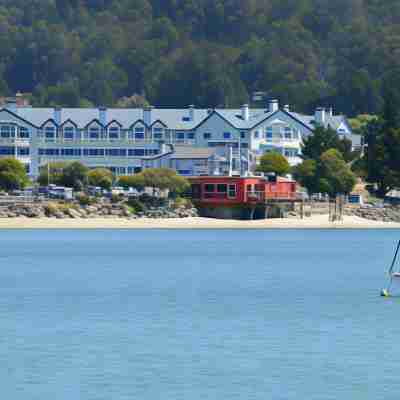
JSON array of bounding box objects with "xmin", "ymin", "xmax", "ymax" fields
[{"xmin": 0, "ymin": 215, "xmax": 399, "ymax": 230}]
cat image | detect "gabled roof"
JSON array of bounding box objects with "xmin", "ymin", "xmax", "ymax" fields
[
  {"xmin": 105, "ymin": 119, "xmax": 123, "ymax": 128},
  {"xmin": 60, "ymin": 118, "xmax": 78, "ymax": 128},
  {"xmin": 40, "ymin": 118, "xmax": 58, "ymax": 128},
  {"xmin": 0, "ymin": 106, "xmax": 351, "ymax": 134},
  {"xmin": 0, "ymin": 107, "xmax": 39, "ymax": 128},
  {"xmin": 84, "ymin": 119, "xmax": 103, "ymax": 129}
]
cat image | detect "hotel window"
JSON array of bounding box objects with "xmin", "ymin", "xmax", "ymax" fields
[
  {"xmin": 176, "ymin": 132, "xmax": 185, "ymax": 140},
  {"xmin": 0, "ymin": 146, "xmax": 15, "ymax": 155},
  {"xmin": 108, "ymin": 126, "xmax": 120, "ymax": 140},
  {"xmin": 188, "ymin": 132, "xmax": 195, "ymax": 140},
  {"xmin": 130, "ymin": 149, "xmax": 145, "ymax": 156},
  {"xmin": 284, "ymin": 127, "xmax": 292, "ymax": 140},
  {"xmin": 284, "ymin": 148, "xmax": 298, "ymax": 157},
  {"xmin": 153, "ymin": 127, "xmax": 163, "ymax": 140},
  {"xmin": 19, "ymin": 127, "xmax": 29, "ymax": 138},
  {"xmin": 45, "ymin": 126, "xmax": 56, "ymax": 141},
  {"xmin": 266, "ymin": 127, "xmax": 273, "ymax": 141},
  {"xmin": 63, "ymin": 126, "xmax": 74, "ymax": 140},
  {"xmin": 17, "ymin": 147, "xmax": 29, "ymax": 156},
  {"xmin": 223, "ymin": 132, "xmax": 231, "ymax": 139},
  {"xmin": 89, "ymin": 127, "xmax": 100, "ymax": 140},
  {"xmin": 178, "ymin": 170, "xmax": 191, "ymax": 175},
  {"xmin": 135, "ymin": 127, "xmax": 145, "ymax": 140},
  {"xmin": 228, "ymin": 184, "xmax": 236, "ymax": 198},
  {"xmin": 204, "ymin": 132, "xmax": 211, "ymax": 140},
  {"xmin": 0, "ymin": 124, "xmax": 15, "ymax": 138},
  {"xmin": 240, "ymin": 131, "xmax": 246, "ymax": 139}
]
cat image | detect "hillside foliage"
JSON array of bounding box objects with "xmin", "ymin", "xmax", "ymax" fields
[{"xmin": 0, "ymin": 0, "xmax": 399, "ymax": 114}]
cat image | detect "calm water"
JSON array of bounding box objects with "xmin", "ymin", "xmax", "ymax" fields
[{"xmin": 2, "ymin": 229, "xmax": 400, "ymax": 399}]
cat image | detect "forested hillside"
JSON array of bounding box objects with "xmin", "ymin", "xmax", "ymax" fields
[{"xmin": 0, "ymin": 0, "xmax": 399, "ymax": 115}]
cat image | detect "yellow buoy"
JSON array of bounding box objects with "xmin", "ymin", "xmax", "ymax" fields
[{"xmin": 381, "ymin": 289, "xmax": 390, "ymax": 297}]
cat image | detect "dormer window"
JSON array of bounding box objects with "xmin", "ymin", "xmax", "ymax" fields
[
  {"xmin": 182, "ymin": 117, "xmax": 190, "ymax": 122},
  {"xmin": 176, "ymin": 132, "xmax": 185, "ymax": 140},
  {"xmin": 89, "ymin": 126, "xmax": 100, "ymax": 140},
  {"xmin": 63, "ymin": 126, "xmax": 74, "ymax": 140},
  {"xmin": 45, "ymin": 126, "xmax": 56, "ymax": 141},
  {"xmin": 223, "ymin": 132, "xmax": 232, "ymax": 139},
  {"xmin": 284, "ymin": 127, "xmax": 292, "ymax": 139},
  {"xmin": 108, "ymin": 126, "xmax": 120, "ymax": 140},
  {"xmin": 135, "ymin": 126, "xmax": 145, "ymax": 140}
]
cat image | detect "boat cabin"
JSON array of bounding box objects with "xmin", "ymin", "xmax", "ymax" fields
[{"xmin": 189, "ymin": 176, "xmax": 297, "ymax": 205}]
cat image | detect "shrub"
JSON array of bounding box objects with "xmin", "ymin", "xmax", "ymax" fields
[
  {"xmin": 126, "ymin": 197, "xmax": 145, "ymax": 213},
  {"xmin": 173, "ymin": 197, "xmax": 193, "ymax": 209},
  {"xmin": 88, "ymin": 168, "xmax": 113, "ymax": 190},
  {"xmin": 44, "ymin": 202, "xmax": 59, "ymax": 216},
  {"xmin": 76, "ymin": 193, "xmax": 94, "ymax": 206}
]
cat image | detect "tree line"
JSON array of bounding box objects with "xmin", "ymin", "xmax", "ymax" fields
[{"xmin": 0, "ymin": 0, "xmax": 400, "ymax": 115}]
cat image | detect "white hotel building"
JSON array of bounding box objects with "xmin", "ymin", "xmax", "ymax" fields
[{"xmin": 0, "ymin": 99, "xmax": 357, "ymax": 178}]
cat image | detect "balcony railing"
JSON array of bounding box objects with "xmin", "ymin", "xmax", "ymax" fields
[
  {"xmin": 37, "ymin": 138, "xmax": 196, "ymax": 146},
  {"xmin": 0, "ymin": 138, "xmax": 30, "ymax": 144},
  {"xmin": 246, "ymin": 191, "xmax": 265, "ymax": 201}
]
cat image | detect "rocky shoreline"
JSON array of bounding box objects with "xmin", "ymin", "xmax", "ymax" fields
[
  {"xmin": 345, "ymin": 205, "xmax": 400, "ymax": 223},
  {"xmin": 0, "ymin": 200, "xmax": 198, "ymax": 219}
]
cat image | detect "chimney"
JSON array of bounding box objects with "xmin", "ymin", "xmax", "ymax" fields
[
  {"xmin": 143, "ymin": 106, "xmax": 153, "ymax": 126},
  {"xmin": 54, "ymin": 107, "xmax": 62, "ymax": 125},
  {"xmin": 269, "ymin": 99, "xmax": 279, "ymax": 113},
  {"xmin": 99, "ymin": 107, "xmax": 107, "ymax": 126},
  {"xmin": 241, "ymin": 104, "xmax": 249, "ymax": 121},
  {"xmin": 15, "ymin": 92, "xmax": 24, "ymax": 107},
  {"xmin": 283, "ymin": 104, "xmax": 290, "ymax": 112},
  {"xmin": 315, "ymin": 107, "xmax": 326, "ymax": 126},
  {"xmin": 188, "ymin": 105, "xmax": 195, "ymax": 121},
  {"xmin": 5, "ymin": 98, "xmax": 17, "ymax": 113}
]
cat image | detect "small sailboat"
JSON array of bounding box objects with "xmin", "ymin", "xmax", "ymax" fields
[{"xmin": 381, "ymin": 240, "xmax": 400, "ymax": 297}]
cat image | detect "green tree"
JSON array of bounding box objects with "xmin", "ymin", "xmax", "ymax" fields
[
  {"xmin": 361, "ymin": 71, "xmax": 400, "ymax": 197},
  {"xmin": 363, "ymin": 119, "xmax": 400, "ymax": 197},
  {"xmin": 61, "ymin": 161, "xmax": 89, "ymax": 190},
  {"xmin": 118, "ymin": 174, "xmax": 146, "ymax": 191},
  {"xmin": 292, "ymin": 159, "xmax": 317, "ymax": 194},
  {"xmin": 0, "ymin": 158, "xmax": 29, "ymax": 191},
  {"xmin": 88, "ymin": 168, "xmax": 113, "ymax": 190},
  {"xmin": 301, "ymin": 127, "xmax": 353, "ymax": 162},
  {"xmin": 120, "ymin": 168, "xmax": 189, "ymax": 196},
  {"xmin": 140, "ymin": 168, "xmax": 189, "ymax": 195},
  {"xmin": 319, "ymin": 149, "xmax": 357, "ymax": 197},
  {"xmin": 257, "ymin": 151, "xmax": 290, "ymax": 176},
  {"xmin": 38, "ymin": 162, "xmax": 68, "ymax": 186}
]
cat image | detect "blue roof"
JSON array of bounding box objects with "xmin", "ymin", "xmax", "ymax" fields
[{"xmin": 1, "ymin": 106, "xmax": 349, "ymax": 132}]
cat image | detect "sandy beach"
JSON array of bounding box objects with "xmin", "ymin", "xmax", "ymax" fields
[{"xmin": 0, "ymin": 214, "xmax": 399, "ymax": 229}]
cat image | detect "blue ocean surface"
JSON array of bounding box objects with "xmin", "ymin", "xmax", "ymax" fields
[{"xmin": 1, "ymin": 229, "xmax": 400, "ymax": 399}]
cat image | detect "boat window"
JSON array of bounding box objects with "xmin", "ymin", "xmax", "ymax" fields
[
  {"xmin": 217, "ymin": 184, "xmax": 227, "ymax": 193},
  {"xmin": 228, "ymin": 184, "xmax": 236, "ymax": 198},
  {"xmin": 204, "ymin": 184, "xmax": 215, "ymax": 193}
]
